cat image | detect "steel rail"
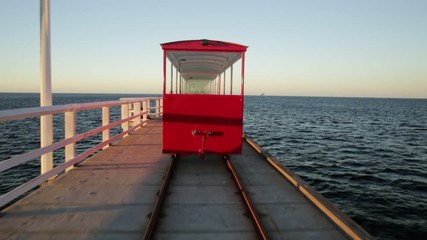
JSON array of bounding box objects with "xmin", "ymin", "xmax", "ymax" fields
[
  {"xmin": 142, "ymin": 154, "xmax": 268, "ymax": 239},
  {"xmin": 225, "ymin": 157, "xmax": 269, "ymax": 240},
  {"xmin": 142, "ymin": 154, "xmax": 176, "ymax": 240}
]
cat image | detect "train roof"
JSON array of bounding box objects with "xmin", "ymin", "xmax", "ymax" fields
[
  {"xmin": 161, "ymin": 39, "xmax": 247, "ymax": 81},
  {"xmin": 161, "ymin": 39, "xmax": 248, "ymax": 52}
]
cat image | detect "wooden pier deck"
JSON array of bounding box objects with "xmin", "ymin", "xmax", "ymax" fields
[
  {"xmin": 0, "ymin": 119, "xmax": 368, "ymax": 240},
  {"xmin": 0, "ymin": 119, "xmax": 170, "ymax": 239}
]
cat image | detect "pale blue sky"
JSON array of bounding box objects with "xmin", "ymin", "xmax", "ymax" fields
[{"xmin": 0, "ymin": 0, "xmax": 426, "ymax": 98}]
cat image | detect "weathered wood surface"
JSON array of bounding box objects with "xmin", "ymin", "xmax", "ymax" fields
[
  {"xmin": 0, "ymin": 118, "xmax": 361, "ymax": 240},
  {"xmin": 153, "ymin": 154, "xmax": 258, "ymax": 240},
  {"xmin": 231, "ymin": 143, "xmax": 349, "ymax": 240},
  {"xmin": 0, "ymin": 119, "xmax": 170, "ymax": 240}
]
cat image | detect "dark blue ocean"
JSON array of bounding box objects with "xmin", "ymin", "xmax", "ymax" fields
[{"xmin": 1, "ymin": 93, "xmax": 426, "ymax": 239}]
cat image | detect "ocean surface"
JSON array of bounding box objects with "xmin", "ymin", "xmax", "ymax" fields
[{"xmin": 1, "ymin": 93, "xmax": 426, "ymax": 239}]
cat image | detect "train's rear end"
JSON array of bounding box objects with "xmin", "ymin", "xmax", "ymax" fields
[{"xmin": 161, "ymin": 39, "xmax": 248, "ymax": 157}]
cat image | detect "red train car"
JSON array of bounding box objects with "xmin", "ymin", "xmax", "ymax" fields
[{"xmin": 161, "ymin": 39, "xmax": 248, "ymax": 157}]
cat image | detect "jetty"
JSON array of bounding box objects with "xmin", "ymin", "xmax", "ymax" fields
[{"xmin": 0, "ymin": 98, "xmax": 371, "ymax": 239}]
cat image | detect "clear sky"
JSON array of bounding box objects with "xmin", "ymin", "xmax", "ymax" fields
[{"xmin": 0, "ymin": 0, "xmax": 426, "ymax": 98}]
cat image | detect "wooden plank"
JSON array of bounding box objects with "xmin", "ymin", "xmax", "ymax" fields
[
  {"xmin": 0, "ymin": 120, "xmax": 170, "ymax": 240},
  {"xmin": 234, "ymin": 136, "xmax": 373, "ymax": 240}
]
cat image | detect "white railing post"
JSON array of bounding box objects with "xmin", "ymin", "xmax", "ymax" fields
[
  {"xmin": 102, "ymin": 106, "xmax": 110, "ymax": 149},
  {"xmin": 121, "ymin": 103, "xmax": 129, "ymax": 137},
  {"xmin": 160, "ymin": 98, "xmax": 163, "ymax": 116},
  {"xmin": 156, "ymin": 99, "xmax": 160, "ymax": 117},
  {"xmin": 142, "ymin": 100, "xmax": 148, "ymax": 123},
  {"xmin": 40, "ymin": 115, "xmax": 53, "ymax": 174},
  {"xmin": 40, "ymin": 0, "xmax": 53, "ymax": 175},
  {"xmin": 128, "ymin": 103, "xmax": 133, "ymax": 117},
  {"xmin": 64, "ymin": 111, "xmax": 76, "ymax": 172},
  {"xmin": 134, "ymin": 102, "xmax": 141, "ymax": 129}
]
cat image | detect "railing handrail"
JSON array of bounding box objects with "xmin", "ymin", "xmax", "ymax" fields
[
  {"xmin": 0, "ymin": 97, "xmax": 160, "ymax": 123},
  {"xmin": 0, "ymin": 96, "xmax": 163, "ymax": 209},
  {"xmin": 0, "ymin": 111, "xmax": 147, "ymax": 173}
]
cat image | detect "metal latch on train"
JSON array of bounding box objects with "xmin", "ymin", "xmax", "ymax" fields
[{"xmin": 192, "ymin": 130, "xmax": 223, "ymax": 158}]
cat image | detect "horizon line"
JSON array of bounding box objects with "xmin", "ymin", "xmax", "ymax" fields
[{"xmin": 0, "ymin": 91, "xmax": 426, "ymax": 100}]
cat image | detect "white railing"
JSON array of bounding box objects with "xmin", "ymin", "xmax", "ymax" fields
[{"xmin": 0, "ymin": 97, "xmax": 163, "ymax": 208}]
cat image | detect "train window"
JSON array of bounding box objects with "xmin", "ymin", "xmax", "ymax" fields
[{"xmin": 164, "ymin": 50, "xmax": 244, "ymax": 96}]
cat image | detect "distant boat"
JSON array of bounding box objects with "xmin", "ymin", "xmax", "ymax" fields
[{"xmin": 259, "ymin": 93, "xmax": 265, "ymax": 96}]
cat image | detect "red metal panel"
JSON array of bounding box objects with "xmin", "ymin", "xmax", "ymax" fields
[
  {"xmin": 162, "ymin": 94, "xmax": 243, "ymax": 155},
  {"xmin": 161, "ymin": 39, "xmax": 248, "ymax": 52}
]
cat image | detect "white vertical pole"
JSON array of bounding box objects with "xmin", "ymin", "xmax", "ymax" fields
[
  {"xmin": 241, "ymin": 52, "xmax": 245, "ymax": 96},
  {"xmin": 223, "ymin": 71, "xmax": 226, "ymax": 95},
  {"xmin": 217, "ymin": 74, "xmax": 221, "ymax": 95},
  {"xmin": 179, "ymin": 73, "xmax": 182, "ymax": 94},
  {"xmin": 175, "ymin": 68, "xmax": 178, "ymax": 94},
  {"xmin": 102, "ymin": 106, "xmax": 110, "ymax": 149},
  {"xmin": 217, "ymin": 75, "xmax": 219, "ymax": 95},
  {"xmin": 64, "ymin": 111, "xmax": 75, "ymax": 172},
  {"xmin": 163, "ymin": 51, "xmax": 167, "ymax": 95},
  {"xmin": 121, "ymin": 103, "xmax": 129, "ymax": 137},
  {"xmin": 170, "ymin": 62, "xmax": 173, "ymax": 93},
  {"xmin": 142, "ymin": 100, "xmax": 148, "ymax": 123},
  {"xmin": 230, "ymin": 65, "xmax": 233, "ymax": 95},
  {"xmin": 160, "ymin": 98, "xmax": 163, "ymax": 116},
  {"xmin": 155, "ymin": 99, "xmax": 160, "ymax": 117},
  {"xmin": 134, "ymin": 102, "xmax": 141, "ymax": 128},
  {"xmin": 40, "ymin": 0, "xmax": 53, "ymax": 175}
]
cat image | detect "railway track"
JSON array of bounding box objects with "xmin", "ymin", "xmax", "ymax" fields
[{"xmin": 142, "ymin": 154, "xmax": 268, "ymax": 240}]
